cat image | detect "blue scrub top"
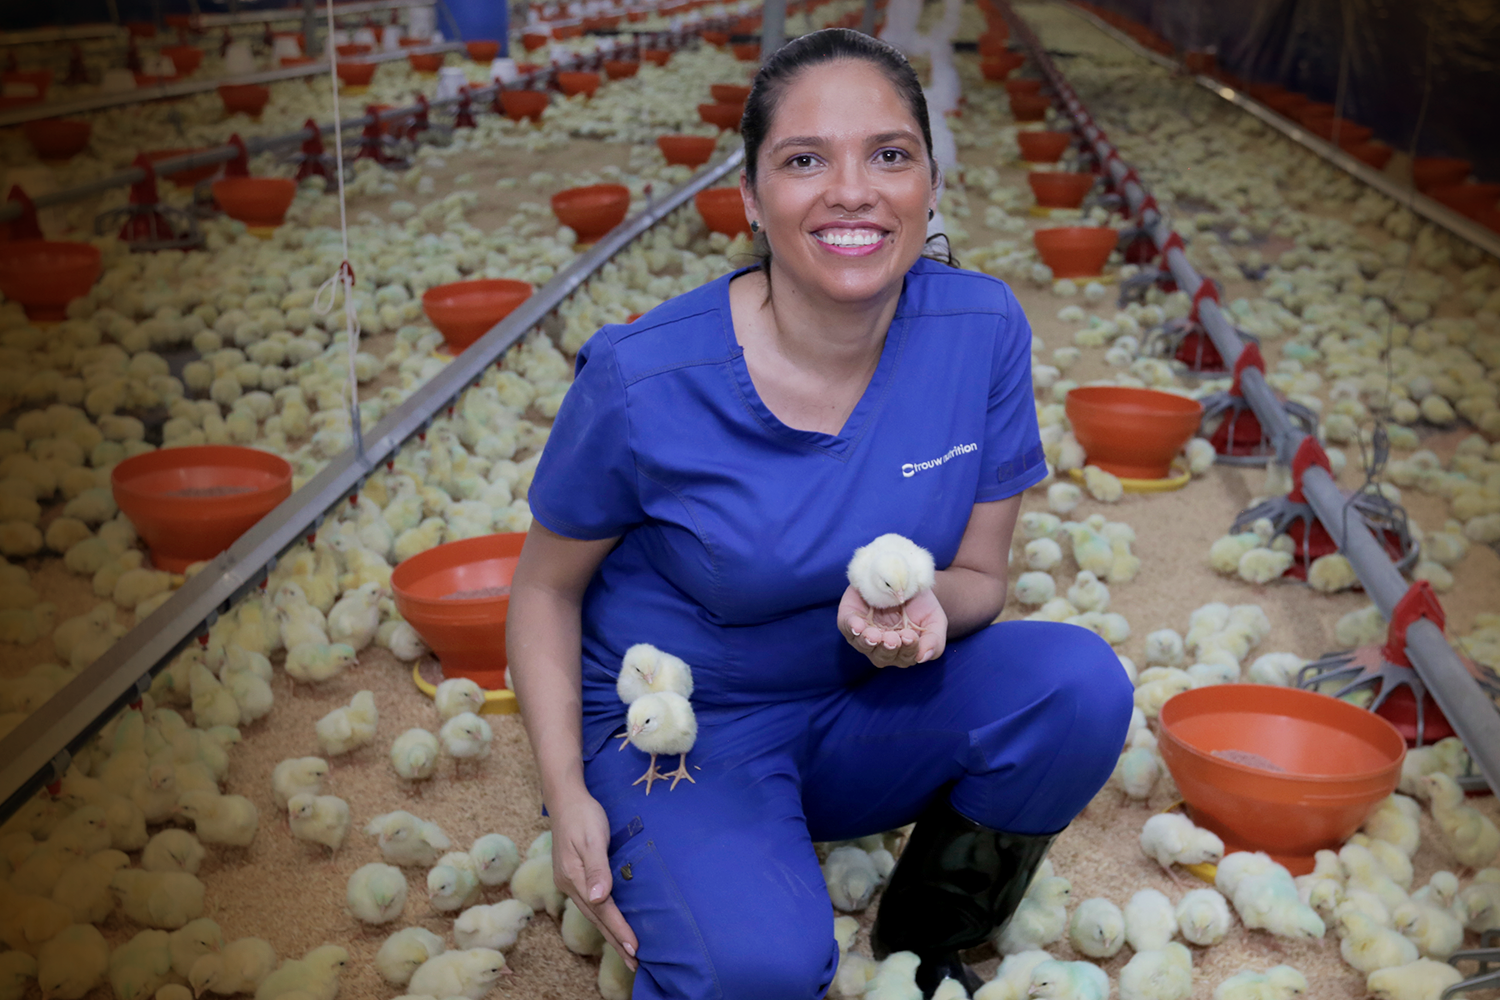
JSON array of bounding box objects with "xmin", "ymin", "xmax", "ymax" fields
[{"xmin": 528, "ymin": 257, "xmax": 1047, "ymax": 757}]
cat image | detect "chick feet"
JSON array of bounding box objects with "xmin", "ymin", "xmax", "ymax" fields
[
  {"xmin": 663, "ymin": 754, "xmax": 698, "ymax": 791},
  {"xmin": 632, "ymin": 753, "xmax": 664, "ymax": 794}
]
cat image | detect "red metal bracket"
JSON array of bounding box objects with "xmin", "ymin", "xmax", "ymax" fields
[
  {"xmin": 1188, "ymin": 278, "xmax": 1220, "ymax": 324},
  {"xmin": 1227, "ymin": 340, "xmax": 1264, "ymax": 398},
  {"xmin": 224, "ymin": 134, "xmax": 250, "ymax": 177},
  {"xmin": 66, "ymin": 44, "xmax": 88, "ymax": 86},
  {"xmin": 1287, "ymin": 436, "xmax": 1332, "ymax": 505},
  {"xmin": 455, "ymin": 87, "xmax": 477, "ymax": 128},
  {"xmin": 1134, "ymin": 192, "xmax": 1158, "ymax": 221},
  {"xmin": 294, "ymin": 119, "xmax": 331, "ymax": 182},
  {"xmin": 5, "ymin": 186, "xmax": 42, "ymax": 240},
  {"xmin": 1382, "ymin": 581, "xmax": 1445, "ymax": 668},
  {"xmin": 405, "ymin": 94, "xmax": 431, "ymax": 141},
  {"xmin": 45, "ymin": 779, "xmax": 62, "ymax": 797}
]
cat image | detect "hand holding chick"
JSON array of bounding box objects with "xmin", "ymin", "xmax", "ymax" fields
[{"xmin": 842, "ymin": 535, "xmax": 945, "ymax": 667}]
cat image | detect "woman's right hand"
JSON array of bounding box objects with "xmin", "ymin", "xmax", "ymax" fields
[{"xmin": 550, "ymin": 789, "xmax": 639, "ymax": 972}]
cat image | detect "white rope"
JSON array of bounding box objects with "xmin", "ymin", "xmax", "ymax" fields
[{"xmin": 310, "ymin": 0, "xmax": 364, "ymax": 457}]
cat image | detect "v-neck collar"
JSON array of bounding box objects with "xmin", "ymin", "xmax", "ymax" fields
[{"xmin": 717, "ymin": 266, "xmax": 910, "ymax": 458}]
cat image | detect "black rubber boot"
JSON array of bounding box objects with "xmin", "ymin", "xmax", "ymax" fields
[{"xmin": 871, "ymin": 792, "xmax": 1060, "ymax": 998}]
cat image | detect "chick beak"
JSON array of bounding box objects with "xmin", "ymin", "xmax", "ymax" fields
[{"xmin": 499, "ymin": 967, "xmax": 513, "ymax": 976}]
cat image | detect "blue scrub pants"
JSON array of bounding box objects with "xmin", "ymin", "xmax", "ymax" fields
[{"xmin": 582, "ymin": 620, "xmax": 1133, "ymax": 1000}]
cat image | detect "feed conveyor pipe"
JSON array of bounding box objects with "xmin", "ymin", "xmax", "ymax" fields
[
  {"xmin": 0, "ymin": 145, "xmax": 747, "ymax": 824},
  {"xmin": 1001, "ymin": 0, "xmax": 1500, "ymax": 794}
]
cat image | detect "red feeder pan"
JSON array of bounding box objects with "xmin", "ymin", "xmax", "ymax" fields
[
  {"xmin": 711, "ymin": 83, "xmax": 750, "ymax": 104},
  {"xmin": 143, "ymin": 148, "xmax": 219, "ymax": 189},
  {"xmin": 1028, "ymin": 171, "xmax": 1094, "ymax": 209},
  {"xmin": 2, "ymin": 69, "xmax": 52, "ymax": 101},
  {"xmin": 521, "ymin": 32, "xmax": 549, "ymax": 51},
  {"xmin": 336, "ymin": 43, "xmax": 372, "ymax": 57},
  {"xmin": 1346, "ymin": 141, "xmax": 1393, "ymax": 170},
  {"xmin": 408, "ymin": 52, "xmax": 443, "ymax": 73},
  {"xmin": 111, "ymin": 446, "xmax": 292, "ymax": 573},
  {"xmin": 698, "ymin": 102, "xmax": 742, "ymax": 131},
  {"xmin": 337, "ymin": 62, "xmax": 377, "ymax": 87},
  {"xmin": 977, "ymin": 32, "xmax": 1010, "ymax": 57},
  {"xmin": 392, "ymin": 533, "xmax": 526, "ymax": 689},
  {"xmin": 281, "ymin": 57, "xmax": 317, "ymax": 68},
  {"xmin": 551, "ymin": 183, "xmax": 630, "ymax": 242},
  {"xmin": 1158, "ymin": 684, "xmax": 1404, "ymax": 875},
  {"xmin": 422, "ymin": 279, "xmax": 534, "ymax": 353},
  {"xmin": 0, "ymin": 240, "xmax": 102, "ymax": 323},
  {"xmin": 401, "ymin": 36, "xmax": 431, "ymax": 47},
  {"xmin": 1017, "ymin": 130, "xmax": 1070, "ymax": 163},
  {"xmin": 1412, "ymin": 157, "xmax": 1471, "ymax": 193},
  {"xmin": 466, "ymin": 40, "xmax": 500, "ymax": 61},
  {"xmin": 1009, "ymin": 92, "xmax": 1051, "ymax": 121},
  {"xmin": 604, "ymin": 60, "xmax": 640, "ymax": 80},
  {"xmin": 1004, "ymin": 77, "xmax": 1042, "ymax": 96},
  {"xmin": 499, "ymin": 89, "xmax": 548, "ymax": 122},
  {"xmin": 1066, "ymin": 385, "xmax": 1203, "ymax": 480},
  {"xmin": 657, "ymin": 134, "xmax": 717, "ymax": 168},
  {"xmin": 212, "ymin": 177, "xmax": 297, "ymax": 234},
  {"xmin": 694, "ymin": 187, "xmax": 749, "ymax": 236},
  {"xmin": 1033, "ymin": 225, "xmax": 1117, "ymax": 279},
  {"xmin": 218, "ymin": 83, "xmax": 270, "ymax": 117},
  {"xmin": 732, "ymin": 42, "xmax": 760, "ymax": 62},
  {"xmin": 1429, "ymin": 182, "xmax": 1500, "ymax": 220},
  {"xmin": 700, "ymin": 29, "xmax": 730, "ymax": 46},
  {"xmin": 556, "ymin": 71, "xmax": 601, "ymax": 98},
  {"xmin": 981, "ymin": 52, "xmax": 1024, "ymax": 81},
  {"xmin": 23, "ymin": 119, "xmax": 92, "ymax": 161},
  {"xmin": 161, "ymin": 45, "xmax": 204, "ymax": 75},
  {"xmin": 642, "ymin": 50, "xmax": 672, "ymax": 67}
]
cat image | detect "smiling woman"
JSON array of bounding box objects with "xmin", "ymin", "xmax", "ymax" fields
[{"xmin": 507, "ymin": 27, "xmax": 1132, "ymax": 1000}]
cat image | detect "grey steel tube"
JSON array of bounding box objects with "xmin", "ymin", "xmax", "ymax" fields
[
  {"xmin": 760, "ymin": 0, "xmax": 787, "ymax": 57},
  {"xmin": 0, "ymin": 146, "xmax": 747, "ymax": 824},
  {"xmin": 1001, "ymin": 0, "xmax": 1500, "ymax": 793}
]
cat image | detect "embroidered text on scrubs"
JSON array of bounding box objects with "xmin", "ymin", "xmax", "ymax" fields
[{"xmin": 901, "ymin": 442, "xmax": 978, "ymax": 478}]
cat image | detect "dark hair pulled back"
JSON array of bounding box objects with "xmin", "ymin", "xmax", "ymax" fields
[{"xmin": 737, "ymin": 28, "xmax": 955, "ymax": 275}]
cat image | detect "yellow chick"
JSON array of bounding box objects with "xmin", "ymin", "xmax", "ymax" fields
[
  {"xmin": 36, "ymin": 923, "xmax": 110, "ymax": 999},
  {"xmin": 315, "ymin": 690, "xmax": 377, "ymax": 757},
  {"xmin": 288, "ymin": 794, "xmax": 351, "ymax": 855},
  {"xmin": 1422, "ymin": 772, "xmax": 1500, "ymax": 869},
  {"xmin": 1366, "ymin": 958, "xmax": 1463, "ymax": 1000}
]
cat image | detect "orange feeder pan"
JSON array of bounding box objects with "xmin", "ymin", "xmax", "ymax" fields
[
  {"xmin": 732, "ymin": 42, "xmax": 760, "ymax": 62},
  {"xmin": 111, "ymin": 446, "xmax": 292, "ymax": 573},
  {"xmin": 700, "ymin": 29, "xmax": 730, "ymax": 46},
  {"xmin": 657, "ymin": 134, "xmax": 716, "ymax": 167},
  {"xmin": 695, "ymin": 187, "xmax": 749, "ymax": 236},
  {"xmin": 499, "ymin": 89, "xmax": 548, "ymax": 122},
  {"xmin": 1429, "ymin": 182, "xmax": 1500, "ymax": 220},
  {"xmin": 336, "ymin": 43, "xmax": 372, "ymax": 57},
  {"xmin": 391, "ymin": 533, "xmax": 526, "ymax": 690},
  {"xmin": 521, "ymin": 32, "xmax": 549, "ymax": 51},
  {"xmin": 1065, "ymin": 385, "xmax": 1202, "ymax": 479},
  {"xmin": 710, "ymin": 83, "xmax": 750, "ymax": 104},
  {"xmin": 1017, "ymin": 129, "xmax": 1070, "ymax": 163},
  {"xmin": 551, "ymin": 183, "xmax": 630, "ymax": 242},
  {"xmin": 22, "ymin": 119, "xmax": 92, "ymax": 161},
  {"xmin": 977, "ymin": 32, "xmax": 1010, "ymax": 57},
  {"xmin": 1004, "ymin": 77, "xmax": 1043, "ymax": 96},
  {"xmin": 143, "ymin": 148, "xmax": 219, "ymax": 189},
  {"xmin": 642, "ymin": 49, "xmax": 672, "ymax": 67},
  {"xmin": 1033, "ymin": 225, "xmax": 1117, "ymax": 279},
  {"xmin": 698, "ymin": 101, "xmax": 742, "ymax": 131},
  {"xmin": 422, "ymin": 279, "xmax": 534, "ymax": 353},
  {"xmin": 466, "ymin": 39, "xmax": 501, "ymax": 61},
  {"xmin": 3, "ymin": 70, "xmax": 52, "ymax": 100},
  {"xmin": 408, "ymin": 52, "xmax": 444, "ymax": 73},
  {"xmin": 0, "ymin": 240, "xmax": 102, "ymax": 323},
  {"xmin": 556, "ymin": 71, "xmax": 600, "ymax": 98},
  {"xmin": 1158, "ymin": 685, "xmax": 1405, "ymax": 875},
  {"xmin": 1009, "ymin": 92, "xmax": 1051, "ymax": 121},
  {"xmin": 604, "ymin": 59, "xmax": 640, "ymax": 80},
  {"xmin": 336, "ymin": 61, "xmax": 377, "ymax": 87},
  {"xmin": 161, "ymin": 45, "xmax": 204, "ymax": 75},
  {"xmin": 980, "ymin": 52, "xmax": 1024, "ymax": 80},
  {"xmin": 212, "ymin": 177, "xmax": 297, "ymax": 235},
  {"xmin": 1346, "ymin": 141, "xmax": 1393, "ymax": 170},
  {"xmin": 218, "ymin": 83, "xmax": 270, "ymax": 117},
  {"xmin": 1412, "ymin": 156, "xmax": 1470, "ymax": 193},
  {"xmin": 1028, "ymin": 171, "xmax": 1094, "ymax": 209},
  {"xmin": 281, "ymin": 56, "xmax": 317, "ymax": 68}
]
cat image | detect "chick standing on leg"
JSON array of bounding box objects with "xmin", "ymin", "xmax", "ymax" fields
[
  {"xmin": 847, "ymin": 533, "xmax": 936, "ymax": 637},
  {"xmin": 613, "ymin": 643, "xmax": 694, "ymax": 749},
  {"xmin": 625, "ymin": 691, "xmax": 697, "ymax": 794}
]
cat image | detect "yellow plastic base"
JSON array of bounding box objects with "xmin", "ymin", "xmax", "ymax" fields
[
  {"xmin": 342, "ymin": 85, "xmax": 370, "ymax": 95},
  {"xmin": 1067, "ymin": 459, "xmax": 1191, "ymax": 494},
  {"xmin": 1161, "ymin": 801, "xmax": 1218, "ymax": 884},
  {"xmin": 411, "ymin": 661, "xmax": 518, "ymax": 715},
  {"xmin": 247, "ymin": 226, "xmax": 278, "ymax": 240}
]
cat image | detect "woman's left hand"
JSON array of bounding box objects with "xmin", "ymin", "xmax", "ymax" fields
[{"xmin": 838, "ymin": 584, "xmax": 948, "ymax": 668}]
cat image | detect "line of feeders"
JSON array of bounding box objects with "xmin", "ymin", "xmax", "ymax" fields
[{"xmin": 994, "ymin": 0, "xmax": 1500, "ymax": 896}]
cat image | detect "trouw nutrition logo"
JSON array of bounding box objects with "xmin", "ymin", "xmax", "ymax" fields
[{"xmin": 901, "ymin": 442, "xmax": 978, "ymax": 478}]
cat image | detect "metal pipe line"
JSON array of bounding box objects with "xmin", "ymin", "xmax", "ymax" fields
[
  {"xmin": 1002, "ymin": 0, "xmax": 1500, "ymax": 794},
  {"xmin": 194, "ymin": 0, "xmax": 435, "ymax": 27},
  {"xmin": 0, "ymin": 145, "xmax": 746, "ymax": 824},
  {"xmin": 0, "ymin": 25, "xmax": 127, "ymax": 47}
]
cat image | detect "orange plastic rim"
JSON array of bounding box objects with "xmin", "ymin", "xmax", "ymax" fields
[
  {"xmin": 162, "ymin": 45, "xmax": 204, "ymax": 75},
  {"xmin": 1346, "ymin": 141, "xmax": 1393, "ymax": 170},
  {"xmin": 212, "ymin": 177, "xmax": 297, "ymax": 228},
  {"xmin": 642, "ymin": 49, "xmax": 671, "ymax": 66},
  {"xmin": 498, "ymin": 89, "xmax": 548, "ymax": 121},
  {"xmin": 1412, "ymin": 156, "xmax": 1471, "ymax": 193},
  {"xmin": 556, "ymin": 71, "xmax": 600, "ymax": 97},
  {"xmin": 1158, "ymin": 684, "xmax": 1405, "ymax": 875},
  {"xmin": 1428, "ymin": 182, "xmax": 1500, "ymax": 220},
  {"xmin": 551, "ymin": 183, "xmax": 630, "ymax": 242},
  {"xmin": 604, "ymin": 59, "xmax": 640, "ymax": 79},
  {"xmin": 1016, "ymin": 130, "xmax": 1070, "ymax": 162},
  {"xmin": 732, "ymin": 42, "xmax": 760, "ymax": 62},
  {"xmin": 700, "ymin": 29, "xmax": 730, "ymax": 46},
  {"xmin": 657, "ymin": 134, "xmax": 717, "ymax": 168},
  {"xmin": 1027, "ymin": 172, "xmax": 1094, "ymax": 209},
  {"xmin": 336, "ymin": 61, "xmax": 377, "ymax": 85},
  {"xmin": 422, "ymin": 279, "xmax": 534, "ymax": 353},
  {"xmin": 335, "ymin": 43, "xmax": 371, "ymax": 56},
  {"xmin": 111, "ymin": 446, "xmax": 292, "ymax": 572},
  {"xmin": 392, "ymin": 533, "xmax": 527, "ymax": 689},
  {"xmin": 1004, "ymin": 78, "xmax": 1043, "ymax": 96},
  {"xmin": 710, "ymin": 83, "xmax": 750, "ymax": 104},
  {"xmin": 218, "ymin": 83, "xmax": 269, "ymax": 116},
  {"xmin": 1033, "ymin": 226, "xmax": 1117, "ymax": 279},
  {"xmin": 466, "ymin": 40, "xmax": 500, "ymax": 61},
  {"xmin": 1009, "ymin": 92, "xmax": 1051, "ymax": 121},
  {"xmin": 22, "ymin": 119, "xmax": 91, "ymax": 161},
  {"xmin": 408, "ymin": 52, "xmax": 443, "ymax": 73},
  {"xmin": 694, "ymin": 187, "xmax": 749, "ymax": 236},
  {"xmin": 698, "ymin": 102, "xmax": 742, "ymax": 131},
  {"xmin": 0, "ymin": 240, "xmax": 102, "ymax": 323},
  {"xmin": 143, "ymin": 148, "xmax": 218, "ymax": 188},
  {"xmin": 1065, "ymin": 385, "xmax": 1203, "ymax": 479}
]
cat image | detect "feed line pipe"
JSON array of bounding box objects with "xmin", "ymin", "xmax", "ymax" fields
[
  {"xmin": 999, "ymin": 0, "xmax": 1500, "ymax": 795},
  {"xmin": 0, "ymin": 144, "xmax": 748, "ymax": 825},
  {"xmin": 0, "ymin": 15, "xmax": 739, "ymax": 226}
]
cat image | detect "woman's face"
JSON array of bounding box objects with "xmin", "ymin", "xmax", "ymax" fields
[{"xmin": 741, "ymin": 58, "xmax": 937, "ymax": 308}]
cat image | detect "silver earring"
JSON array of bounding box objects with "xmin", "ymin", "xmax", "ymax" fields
[{"xmin": 750, "ymin": 220, "xmax": 759, "ymax": 233}]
